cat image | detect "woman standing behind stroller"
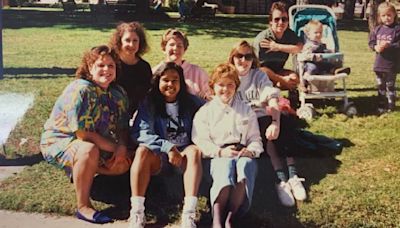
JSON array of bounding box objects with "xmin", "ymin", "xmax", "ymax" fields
[
  {"xmin": 109, "ymin": 22, "xmax": 152, "ymax": 116},
  {"xmin": 228, "ymin": 40, "xmax": 307, "ymax": 207},
  {"xmin": 368, "ymin": 2, "xmax": 400, "ymax": 113},
  {"xmin": 192, "ymin": 63, "xmax": 263, "ymax": 228}
]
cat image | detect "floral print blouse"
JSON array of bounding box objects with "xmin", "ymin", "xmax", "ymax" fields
[{"xmin": 40, "ymin": 79, "xmax": 129, "ymax": 167}]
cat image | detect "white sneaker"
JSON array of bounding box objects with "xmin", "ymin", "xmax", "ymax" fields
[
  {"xmin": 288, "ymin": 175, "xmax": 307, "ymax": 201},
  {"xmin": 276, "ymin": 181, "xmax": 295, "ymax": 207},
  {"xmin": 181, "ymin": 211, "xmax": 197, "ymax": 228},
  {"xmin": 128, "ymin": 212, "xmax": 145, "ymax": 228}
]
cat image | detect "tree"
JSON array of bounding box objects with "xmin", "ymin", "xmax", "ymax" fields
[{"xmin": 344, "ymin": 0, "xmax": 356, "ymax": 19}]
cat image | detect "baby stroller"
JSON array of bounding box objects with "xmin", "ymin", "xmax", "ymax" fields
[{"xmin": 288, "ymin": 4, "xmax": 357, "ymax": 120}]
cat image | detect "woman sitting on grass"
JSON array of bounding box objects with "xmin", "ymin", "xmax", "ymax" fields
[
  {"xmin": 129, "ymin": 62, "xmax": 204, "ymax": 228},
  {"xmin": 228, "ymin": 40, "xmax": 307, "ymax": 207},
  {"xmin": 40, "ymin": 45, "xmax": 132, "ymax": 224}
]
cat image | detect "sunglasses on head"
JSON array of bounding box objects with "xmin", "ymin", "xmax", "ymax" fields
[
  {"xmin": 273, "ymin": 16, "xmax": 288, "ymax": 23},
  {"xmin": 234, "ymin": 53, "xmax": 253, "ymax": 61}
]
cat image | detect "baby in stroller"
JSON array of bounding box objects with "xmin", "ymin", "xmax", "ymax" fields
[
  {"xmin": 300, "ymin": 20, "xmax": 349, "ymax": 92},
  {"xmin": 289, "ymin": 4, "xmax": 356, "ymax": 119}
]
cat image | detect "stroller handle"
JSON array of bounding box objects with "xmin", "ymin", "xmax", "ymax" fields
[{"xmin": 288, "ymin": 4, "xmax": 337, "ymax": 29}]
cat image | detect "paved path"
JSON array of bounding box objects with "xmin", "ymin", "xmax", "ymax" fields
[
  {"xmin": 0, "ymin": 210, "xmax": 131, "ymax": 228},
  {"xmin": 0, "ymin": 210, "xmax": 180, "ymax": 228},
  {"xmin": 0, "ymin": 166, "xmax": 26, "ymax": 182}
]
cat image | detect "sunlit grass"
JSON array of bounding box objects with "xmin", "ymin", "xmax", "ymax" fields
[{"xmin": 1, "ymin": 7, "xmax": 399, "ymax": 227}]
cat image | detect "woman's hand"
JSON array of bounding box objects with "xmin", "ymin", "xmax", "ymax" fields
[
  {"xmin": 265, "ymin": 121, "xmax": 280, "ymax": 140},
  {"xmin": 220, "ymin": 145, "xmax": 240, "ymax": 158},
  {"xmin": 102, "ymin": 145, "xmax": 131, "ymax": 175},
  {"xmin": 237, "ymin": 148, "xmax": 255, "ymax": 158},
  {"xmin": 168, "ymin": 147, "xmax": 183, "ymax": 167}
]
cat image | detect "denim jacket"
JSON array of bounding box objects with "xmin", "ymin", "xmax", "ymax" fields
[{"xmin": 131, "ymin": 94, "xmax": 204, "ymax": 154}]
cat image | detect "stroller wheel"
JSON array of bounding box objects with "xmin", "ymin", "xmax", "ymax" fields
[
  {"xmin": 297, "ymin": 105, "xmax": 315, "ymax": 121},
  {"xmin": 343, "ymin": 103, "xmax": 357, "ymax": 117}
]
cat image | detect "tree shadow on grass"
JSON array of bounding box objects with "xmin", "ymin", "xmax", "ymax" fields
[
  {"xmin": 4, "ymin": 67, "xmax": 76, "ymax": 77},
  {"xmin": 337, "ymin": 19, "xmax": 369, "ymax": 32},
  {"xmin": 307, "ymin": 93, "xmax": 399, "ymax": 117},
  {"xmin": 3, "ymin": 8, "xmax": 267, "ymax": 39},
  {"xmin": 0, "ymin": 153, "xmax": 44, "ymax": 166}
]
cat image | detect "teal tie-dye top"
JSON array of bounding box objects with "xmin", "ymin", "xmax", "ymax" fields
[{"xmin": 40, "ymin": 79, "xmax": 129, "ymax": 166}]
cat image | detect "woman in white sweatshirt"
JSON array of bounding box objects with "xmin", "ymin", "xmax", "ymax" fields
[{"xmin": 192, "ymin": 63, "xmax": 263, "ymax": 228}]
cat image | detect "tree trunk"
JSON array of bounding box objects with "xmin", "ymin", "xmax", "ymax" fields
[
  {"xmin": 368, "ymin": 0, "xmax": 385, "ymax": 32},
  {"xmin": 344, "ymin": 0, "xmax": 356, "ymax": 19}
]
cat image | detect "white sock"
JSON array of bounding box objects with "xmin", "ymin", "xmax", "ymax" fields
[
  {"xmin": 183, "ymin": 196, "xmax": 198, "ymax": 213},
  {"xmin": 130, "ymin": 196, "xmax": 145, "ymax": 213}
]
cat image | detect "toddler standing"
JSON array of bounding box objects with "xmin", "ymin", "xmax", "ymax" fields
[{"xmin": 368, "ymin": 2, "xmax": 400, "ymax": 113}]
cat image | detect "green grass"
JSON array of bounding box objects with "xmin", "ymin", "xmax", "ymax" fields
[{"xmin": 1, "ymin": 7, "xmax": 400, "ymax": 227}]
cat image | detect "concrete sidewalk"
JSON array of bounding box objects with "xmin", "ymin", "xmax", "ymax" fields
[
  {"xmin": 0, "ymin": 210, "xmax": 130, "ymax": 228},
  {"xmin": 0, "ymin": 210, "xmax": 180, "ymax": 228}
]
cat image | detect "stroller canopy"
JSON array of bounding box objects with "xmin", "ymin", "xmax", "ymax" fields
[{"xmin": 291, "ymin": 7, "xmax": 339, "ymax": 52}]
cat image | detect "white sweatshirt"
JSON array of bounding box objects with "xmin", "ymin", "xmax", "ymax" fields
[
  {"xmin": 236, "ymin": 68, "xmax": 280, "ymax": 118},
  {"xmin": 192, "ymin": 96, "xmax": 263, "ymax": 158}
]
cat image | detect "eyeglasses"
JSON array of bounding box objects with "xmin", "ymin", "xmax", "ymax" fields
[
  {"xmin": 234, "ymin": 53, "xmax": 253, "ymax": 61},
  {"xmin": 273, "ymin": 16, "xmax": 288, "ymax": 23}
]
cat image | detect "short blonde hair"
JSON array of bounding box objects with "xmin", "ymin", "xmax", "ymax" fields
[
  {"xmin": 161, "ymin": 28, "xmax": 189, "ymax": 51},
  {"xmin": 304, "ymin": 20, "xmax": 323, "ymax": 35},
  {"xmin": 209, "ymin": 63, "xmax": 240, "ymax": 94}
]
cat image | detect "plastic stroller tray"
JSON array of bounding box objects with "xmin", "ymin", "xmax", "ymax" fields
[{"xmin": 304, "ymin": 73, "xmax": 348, "ymax": 81}]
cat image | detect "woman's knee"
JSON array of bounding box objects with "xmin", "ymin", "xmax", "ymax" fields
[
  {"xmin": 184, "ymin": 145, "xmax": 202, "ymax": 163},
  {"xmin": 132, "ymin": 146, "xmax": 160, "ymax": 172},
  {"xmin": 74, "ymin": 141, "xmax": 100, "ymax": 162},
  {"xmin": 134, "ymin": 146, "xmax": 153, "ymax": 161}
]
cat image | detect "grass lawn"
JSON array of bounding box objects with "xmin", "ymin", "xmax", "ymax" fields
[{"xmin": 1, "ymin": 7, "xmax": 400, "ymax": 227}]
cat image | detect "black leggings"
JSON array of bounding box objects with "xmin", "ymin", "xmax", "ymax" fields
[{"xmin": 257, "ymin": 114, "xmax": 298, "ymax": 157}]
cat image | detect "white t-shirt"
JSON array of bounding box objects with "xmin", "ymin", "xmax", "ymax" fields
[{"xmin": 165, "ymin": 102, "xmax": 190, "ymax": 148}]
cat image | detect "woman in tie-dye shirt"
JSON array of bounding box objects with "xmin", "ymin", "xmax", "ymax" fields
[{"xmin": 40, "ymin": 45, "xmax": 131, "ymax": 224}]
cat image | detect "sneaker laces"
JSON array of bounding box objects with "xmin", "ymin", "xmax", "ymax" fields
[{"xmin": 181, "ymin": 212, "xmax": 196, "ymax": 228}]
